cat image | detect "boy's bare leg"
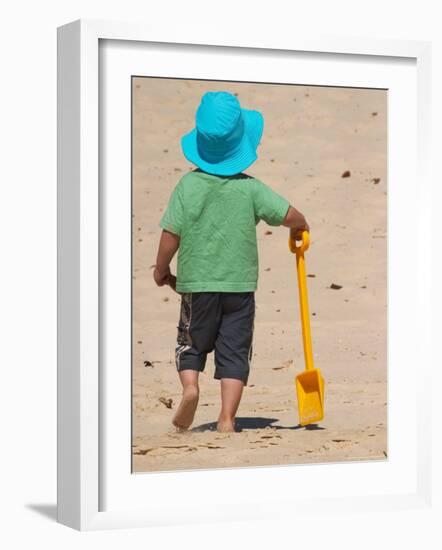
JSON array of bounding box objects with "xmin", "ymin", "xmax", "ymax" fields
[
  {"xmin": 217, "ymin": 378, "xmax": 245, "ymax": 432},
  {"xmin": 173, "ymin": 369, "xmax": 200, "ymax": 432}
]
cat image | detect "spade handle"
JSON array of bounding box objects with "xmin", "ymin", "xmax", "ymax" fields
[
  {"xmin": 288, "ymin": 231, "xmax": 315, "ymax": 372},
  {"xmin": 289, "ymin": 230, "xmax": 310, "ymax": 254}
]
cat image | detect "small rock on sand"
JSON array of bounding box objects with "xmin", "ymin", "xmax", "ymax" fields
[
  {"xmin": 341, "ymin": 170, "xmax": 351, "ymax": 178},
  {"xmin": 330, "ymin": 283, "xmax": 343, "ymax": 290},
  {"xmin": 159, "ymin": 397, "xmax": 173, "ymax": 409}
]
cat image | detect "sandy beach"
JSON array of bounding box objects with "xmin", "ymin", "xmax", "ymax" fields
[{"xmin": 131, "ymin": 77, "xmax": 387, "ymax": 473}]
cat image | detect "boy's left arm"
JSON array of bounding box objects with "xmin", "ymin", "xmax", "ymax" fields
[{"xmin": 153, "ymin": 230, "xmax": 180, "ymax": 290}]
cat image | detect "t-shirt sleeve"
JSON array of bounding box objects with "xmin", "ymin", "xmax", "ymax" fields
[
  {"xmin": 252, "ymin": 179, "xmax": 290, "ymax": 226},
  {"xmin": 159, "ymin": 182, "xmax": 184, "ymax": 236}
]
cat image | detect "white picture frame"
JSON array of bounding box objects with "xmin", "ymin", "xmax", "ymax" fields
[{"xmin": 57, "ymin": 19, "xmax": 433, "ymax": 531}]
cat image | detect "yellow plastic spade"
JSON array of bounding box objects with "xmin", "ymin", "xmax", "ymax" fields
[{"xmin": 289, "ymin": 231, "xmax": 325, "ymax": 426}]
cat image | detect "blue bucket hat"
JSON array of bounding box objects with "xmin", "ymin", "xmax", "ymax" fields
[{"xmin": 181, "ymin": 91, "xmax": 264, "ymax": 176}]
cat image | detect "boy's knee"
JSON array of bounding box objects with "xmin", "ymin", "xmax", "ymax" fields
[{"xmin": 183, "ymin": 384, "xmax": 199, "ymax": 400}]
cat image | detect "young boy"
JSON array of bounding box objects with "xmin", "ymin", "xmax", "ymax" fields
[{"xmin": 153, "ymin": 91, "xmax": 309, "ymax": 433}]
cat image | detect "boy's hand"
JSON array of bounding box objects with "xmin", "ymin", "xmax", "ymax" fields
[
  {"xmin": 153, "ymin": 266, "xmax": 171, "ymax": 287},
  {"xmin": 153, "ymin": 266, "xmax": 178, "ymax": 292},
  {"xmin": 290, "ymin": 222, "xmax": 310, "ymax": 242}
]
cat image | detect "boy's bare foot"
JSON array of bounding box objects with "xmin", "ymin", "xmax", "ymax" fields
[
  {"xmin": 172, "ymin": 386, "xmax": 199, "ymax": 432},
  {"xmin": 216, "ymin": 417, "xmax": 236, "ymax": 433}
]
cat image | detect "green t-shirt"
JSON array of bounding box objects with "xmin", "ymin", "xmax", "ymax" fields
[{"xmin": 159, "ymin": 169, "xmax": 290, "ymax": 293}]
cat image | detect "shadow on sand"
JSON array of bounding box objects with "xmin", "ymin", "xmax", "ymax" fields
[{"xmin": 192, "ymin": 416, "xmax": 325, "ymax": 432}]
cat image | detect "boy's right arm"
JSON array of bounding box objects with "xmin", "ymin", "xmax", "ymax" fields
[
  {"xmin": 282, "ymin": 205, "xmax": 310, "ymax": 240},
  {"xmin": 252, "ymin": 179, "xmax": 309, "ymax": 238}
]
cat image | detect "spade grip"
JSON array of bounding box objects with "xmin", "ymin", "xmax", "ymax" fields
[{"xmin": 289, "ymin": 231, "xmax": 314, "ymax": 372}]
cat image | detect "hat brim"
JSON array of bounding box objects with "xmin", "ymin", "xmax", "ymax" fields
[{"xmin": 181, "ymin": 109, "xmax": 264, "ymax": 176}]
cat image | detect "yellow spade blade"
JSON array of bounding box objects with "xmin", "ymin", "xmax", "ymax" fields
[{"xmin": 295, "ymin": 367, "xmax": 324, "ymax": 426}]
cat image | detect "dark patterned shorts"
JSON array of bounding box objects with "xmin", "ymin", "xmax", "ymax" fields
[{"xmin": 175, "ymin": 292, "xmax": 255, "ymax": 385}]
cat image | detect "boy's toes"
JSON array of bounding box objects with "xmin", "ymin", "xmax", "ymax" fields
[{"xmin": 172, "ymin": 422, "xmax": 189, "ymax": 433}]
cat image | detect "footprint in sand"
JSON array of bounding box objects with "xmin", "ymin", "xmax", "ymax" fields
[
  {"xmin": 272, "ymin": 360, "xmax": 292, "ymax": 371},
  {"xmin": 197, "ymin": 444, "xmax": 224, "ymax": 450},
  {"xmin": 133, "ymin": 447, "xmax": 153, "ymax": 455},
  {"xmin": 161, "ymin": 444, "xmax": 198, "ymax": 453}
]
